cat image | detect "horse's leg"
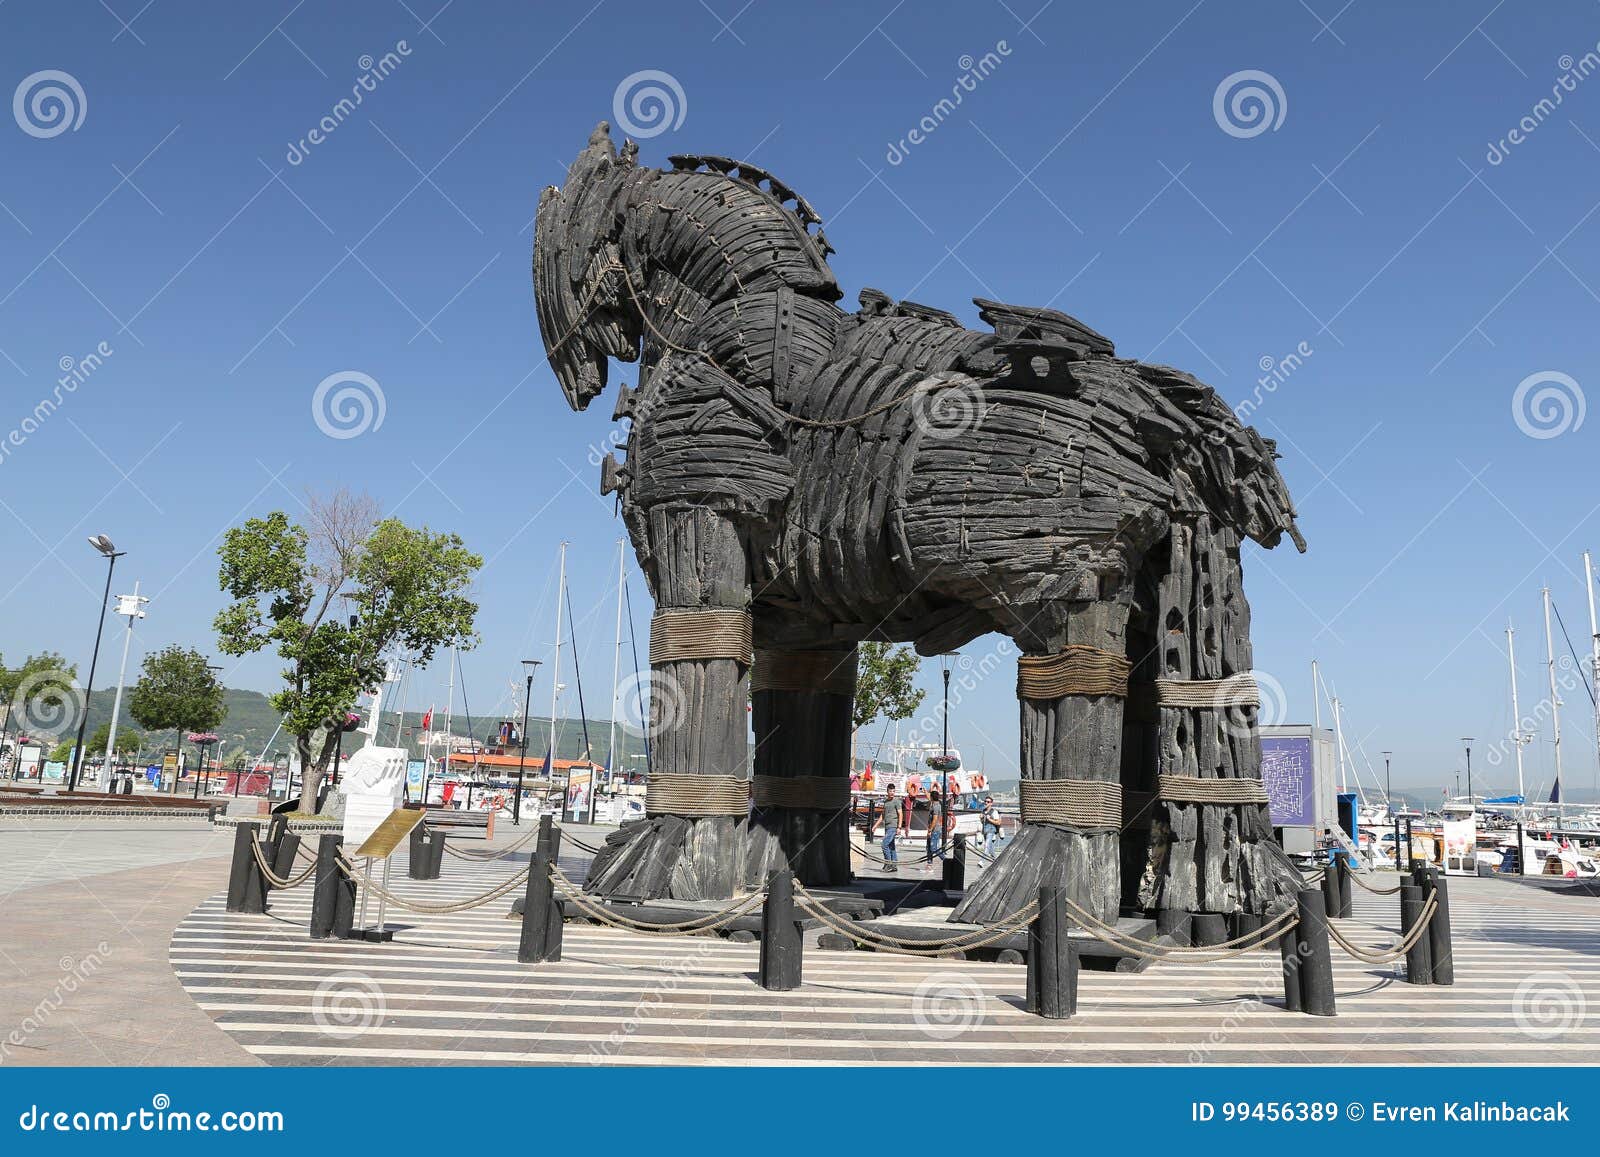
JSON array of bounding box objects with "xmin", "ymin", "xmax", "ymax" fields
[
  {"xmin": 1133, "ymin": 517, "xmax": 1291, "ymax": 943},
  {"xmin": 952, "ymin": 595, "xmax": 1130, "ymax": 926},
  {"xmin": 584, "ymin": 506, "xmax": 750, "ymax": 901},
  {"xmin": 743, "ymin": 644, "xmax": 858, "ymax": 888}
]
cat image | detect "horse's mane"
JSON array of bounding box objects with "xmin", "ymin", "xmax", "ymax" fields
[{"xmin": 665, "ymin": 154, "xmax": 834, "ymax": 258}]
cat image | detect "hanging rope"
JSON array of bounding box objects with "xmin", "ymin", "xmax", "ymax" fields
[
  {"xmin": 1326, "ymin": 894, "xmax": 1438, "ymax": 963},
  {"xmin": 250, "ymin": 840, "xmax": 318, "ymax": 889},
  {"xmin": 792, "ymin": 879, "xmax": 1038, "ymax": 956},
  {"xmin": 849, "ymin": 841, "xmax": 944, "ymax": 868},
  {"xmin": 1348, "ymin": 872, "xmax": 1403, "ymax": 896},
  {"xmin": 548, "ymin": 866, "xmax": 766, "ymax": 934},
  {"xmin": 335, "ymin": 853, "xmax": 529, "ymax": 913},
  {"xmin": 439, "ymin": 825, "xmax": 542, "ymax": 861},
  {"xmin": 1050, "ymin": 891, "xmax": 1300, "ymax": 963}
]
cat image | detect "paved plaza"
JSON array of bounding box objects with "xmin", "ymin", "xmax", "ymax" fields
[{"xmin": 4, "ymin": 818, "xmax": 1600, "ymax": 1065}]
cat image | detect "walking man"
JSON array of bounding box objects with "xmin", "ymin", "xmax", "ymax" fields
[
  {"xmin": 881, "ymin": 782, "xmax": 900, "ymax": 872},
  {"xmin": 927, "ymin": 788, "xmax": 945, "ymax": 861},
  {"xmin": 980, "ymin": 795, "xmax": 1001, "ymax": 857}
]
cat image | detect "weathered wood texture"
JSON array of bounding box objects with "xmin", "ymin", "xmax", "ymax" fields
[{"xmin": 535, "ymin": 124, "xmax": 1305, "ymax": 915}]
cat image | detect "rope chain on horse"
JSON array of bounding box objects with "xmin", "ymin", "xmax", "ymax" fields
[
  {"xmin": 548, "ymin": 865, "xmax": 766, "ymax": 935},
  {"xmin": 440, "ymin": 825, "xmax": 542, "ymax": 861},
  {"xmin": 334, "ymin": 853, "xmax": 530, "ymax": 913},
  {"xmin": 250, "ymin": 839, "xmax": 318, "ymax": 889},
  {"xmin": 791, "ymin": 879, "xmax": 1038, "ymax": 952}
]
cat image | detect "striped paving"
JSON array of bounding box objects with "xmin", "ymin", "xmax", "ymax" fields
[{"xmin": 169, "ymin": 851, "xmax": 1600, "ymax": 1065}]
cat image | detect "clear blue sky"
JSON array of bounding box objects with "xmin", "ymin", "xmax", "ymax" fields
[{"xmin": 2, "ymin": 0, "xmax": 1597, "ymax": 798}]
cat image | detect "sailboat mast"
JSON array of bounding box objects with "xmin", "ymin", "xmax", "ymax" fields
[
  {"xmin": 1332, "ymin": 694, "xmax": 1346, "ymax": 794},
  {"xmin": 1311, "ymin": 660, "xmax": 1322, "ymax": 733},
  {"xmin": 1585, "ymin": 551, "xmax": 1600, "ymax": 792},
  {"xmin": 607, "ymin": 537, "xmax": 625, "ymax": 796},
  {"xmin": 440, "ymin": 643, "xmax": 456, "ymax": 785},
  {"xmin": 1543, "ymin": 586, "xmax": 1564, "ymax": 801},
  {"xmin": 548, "ymin": 542, "xmax": 568, "ymax": 766},
  {"xmin": 1507, "ymin": 622, "xmax": 1526, "ymax": 801}
]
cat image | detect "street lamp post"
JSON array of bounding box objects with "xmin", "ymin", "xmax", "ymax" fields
[
  {"xmin": 1462, "ymin": 737, "xmax": 1475, "ymax": 807},
  {"xmin": 1381, "ymin": 751, "xmax": 1393, "ymax": 812},
  {"xmin": 189, "ymin": 661, "xmax": 223, "ymax": 799},
  {"xmin": 514, "ymin": 659, "xmax": 541, "ymax": 826},
  {"xmin": 68, "ymin": 536, "xmax": 125, "ymax": 791}
]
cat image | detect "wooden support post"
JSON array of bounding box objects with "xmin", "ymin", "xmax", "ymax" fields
[
  {"xmin": 308, "ymin": 832, "xmax": 344, "ymax": 940},
  {"xmin": 538, "ymin": 813, "xmax": 554, "ymax": 857},
  {"xmin": 1277, "ymin": 918, "xmax": 1303, "ymax": 1012},
  {"xmin": 518, "ymin": 834, "xmax": 563, "ymax": 965},
  {"xmin": 428, "ymin": 831, "xmax": 445, "ymax": 879},
  {"xmin": 1156, "ymin": 909, "xmax": 1192, "ymax": 946},
  {"xmin": 1337, "ymin": 856, "xmax": 1353, "ymax": 918},
  {"xmin": 1294, "ymin": 888, "xmax": 1336, "ymax": 1017},
  {"xmin": 1399, "ymin": 884, "xmax": 1430, "ymax": 985},
  {"xmin": 758, "ymin": 869, "xmax": 803, "ymax": 991},
  {"xmin": 943, "ymin": 834, "xmax": 967, "ymax": 892},
  {"xmin": 1191, "ymin": 912, "xmax": 1228, "ymax": 947},
  {"xmin": 225, "ymin": 822, "xmax": 259, "ymax": 913},
  {"xmin": 1232, "ymin": 910, "xmax": 1263, "ymax": 943},
  {"xmin": 1427, "ymin": 869, "xmax": 1453, "ymax": 985},
  {"xmin": 1026, "ymin": 883, "xmax": 1077, "ymax": 1019}
]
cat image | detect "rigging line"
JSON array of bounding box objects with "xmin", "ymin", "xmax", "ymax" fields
[
  {"xmin": 1550, "ymin": 599, "xmax": 1598, "ymax": 709},
  {"xmin": 455, "ymin": 646, "xmax": 483, "ymax": 780},
  {"xmin": 564, "ymin": 573, "xmax": 595, "ymax": 764},
  {"xmin": 623, "ymin": 570, "xmax": 650, "ymax": 776}
]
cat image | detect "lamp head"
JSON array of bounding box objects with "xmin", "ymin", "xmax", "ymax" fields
[{"xmin": 88, "ymin": 534, "xmax": 116, "ymax": 556}]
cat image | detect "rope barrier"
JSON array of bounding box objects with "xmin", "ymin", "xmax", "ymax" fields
[
  {"xmin": 1326, "ymin": 894, "xmax": 1438, "ymax": 964},
  {"xmin": 335, "ymin": 853, "xmax": 529, "ymax": 913},
  {"xmin": 440, "ymin": 825, "xmax": 542, "ymax": 861},
  {"xmin": 1349, "ymin": 871, "xmax": 1403, "ymax": 896},
  {"xmin": 548, "ymin": 866, "xmax": 767, "ymax": 935},
  {"xmin": 250, "ymin": 839, "xmax": 318, "ymax": 889},
  {"xmin": 792, "ymin": 880, "xmax": 1038, "ymax": 956},
  {"xmin": 849, "ymin": 841, "xmax": 944, "ymax": 868},
  {"xmin": 1052, "ymin": 892, "xmax": 1299, "ymax": 963}
]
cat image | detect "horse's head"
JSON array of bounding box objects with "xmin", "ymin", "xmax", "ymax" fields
[{"xmin": 534, "ymin": 123, "xmax": 643, "ymax": 411}]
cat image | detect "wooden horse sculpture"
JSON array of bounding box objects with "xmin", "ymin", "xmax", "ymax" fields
[{"xmin": 533, "ymin": 123, "xmax": 1306, "ymax": 929}]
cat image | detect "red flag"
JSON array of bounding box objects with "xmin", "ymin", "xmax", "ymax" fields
[{"xmin": 421, "ymin": 706, "xmax": 434, "ymax": 732}]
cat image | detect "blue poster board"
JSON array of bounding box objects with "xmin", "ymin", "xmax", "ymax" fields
[
  {"xmin": 406, "ymin": 760, "xmax": 426, "ymax": 795},
  {"xmin": 1260, "ymin": 736, "xmax": 1314, "ymax": 826}
]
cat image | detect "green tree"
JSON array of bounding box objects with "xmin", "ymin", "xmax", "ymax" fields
[
  {"xmin": 88, "ymin": 720, "xmax": 143, "ymax": 757},
  {"xmin": 47, "ymin": 739, "xmax": 74, "ymax": 764},
  {"xmin": 1, "ymin": 652, "xmax": 79, "ymax": 737},
  {"xmin": 213, "ymin": 490, "xmax": 482, "ymax": 812},
  {"xmin": 853, "ymin": 642, "xmax": 925, "ymax": 729},
  {"xmin": 127, "ymin": 645, "xmax": 227, "ymax": 790}
]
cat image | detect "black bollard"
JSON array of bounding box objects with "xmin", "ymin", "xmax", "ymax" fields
[
  {"xmin": 758, "ymin": 869, "xmax": 804, "ymax": 991},
  {"xmin": 1399, "ymin": 884, "xmax": 1431, "ymax": 985},
  {"xmin": 427, "ymin": 830, "xmax": 446, "ymax": 879},
  {"xmin": 1156, "ymin": 909, "xmax": 1193, "ymax": 946},
  {"xmin": 310, "ymin": 834, "xmax": 353, "ymax": 939},
  {"xmin": 225, "ymin": 822, "xmax": 260, "ymax": 913},
  {"xmin": 408, "ymin": 824, "xmax": 429, "ymax": 880},
  {"xmin": 1294, "ymin": 888, "xmax": 1337, "ymax": 1017},
  {"xmin": 1427, "ymin": 869, "xmax": 1454, "ymax": 986},
  {"xmin": 1516, "ymin": 822, "xmax": 1525, "ymax": 875},
  {"xmin": 1026, "ymin": 884, "xmax": 1077, "ymax": 1019},
  {"xmin": 1278, "ymin": 918, "xmax": 1304, "ymax": 1012},
  {"xmin": 541, "ymin": 826, "xmax": 565, "ymax": 959},
  {"xmin": 517, "ymin": 837, "xmax": 562, "ymax": 964},
  {"xmin": 1232, "ymin": 910, "xmax": 1264, "ymax": 944},
  {"xmin": 1337, "ymin": 857, "xmax": 1353, "ymax": 918},
  {"xmin": 1321, "ymin": 856, "xmax": 1341, "ymax": 921},
  {"xmin": 265, "ymin": 814, "xmax": 288, "ymax": 857},
  {"xmin": 943, "ymin": 834, "xmax": 967, "ymax": 892},
  {"xmin": 1191, "ymin": 913, "xmax": 1228, "ymax": 947},
  {"xmin": 270, "ymin": 831, "xmax": 301, "ymax": 889}
]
